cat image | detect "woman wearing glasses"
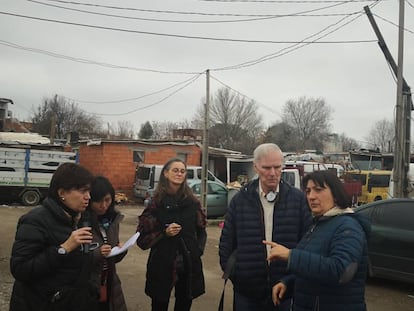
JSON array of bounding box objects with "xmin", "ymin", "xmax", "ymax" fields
[{"xmin": 136, "ymin": 158, "xmax": 207, "ymax": 311}]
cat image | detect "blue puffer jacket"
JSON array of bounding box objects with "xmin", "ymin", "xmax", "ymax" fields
[
  {"xmin": 219, "ymin": 179, "xmax": 312, "ymax": 300},
  {"xmin": 288, "ymin": 208, "xmax": 371, "ymax": 311}
]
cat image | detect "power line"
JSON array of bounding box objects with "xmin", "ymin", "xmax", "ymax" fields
[
  {"xmin": 210, "ymin": 74, "xmax": 281, "ymax": 116},
  {"xmin": 27, "ymin": 0, "xmax": 367, "ymax": 17},
  {"xmin": 27, "ymin": 0, "xmax": 363, "ymax": 23},
  {"xmin": 83, "ymin": 72, "xmax": 204, "ymax": 116},
  {"xmin": 0, "ymin": 39, "xmax": 199, "ymax": 74},
  {"xmin": 64, "ymin": 74, "xmax": 205, "ymax": 104},
  {"xmin": 212, "ymin": 2, "xmax": 376, "ymax": 71},
  {"xmin": 201, "ymin": 0, "xmax": 377, "ymax": 2},
  {"xmin": 0, "ymin": 11, "xmax": 376, "ymax": 44},
  {"xmin": 372, "ymin": 13, "xmax": 414, "ymax": 35}
]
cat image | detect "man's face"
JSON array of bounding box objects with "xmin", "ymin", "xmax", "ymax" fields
[{"xmin": 254, "ymin": 151, "xmax": 283, "ymax": 193}]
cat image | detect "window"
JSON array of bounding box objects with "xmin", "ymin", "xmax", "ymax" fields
[
  {"xmin": 192, "ymin": 184, "xmax": 201, "ymax": 195},
  {"xmin": 186, "ymin": 170, "xmax": 195, "ymax": 179},
  {"xmin": 368, "ymin": 174, "xmax": 391, "ymax": 188},
  {"xmin": 133, "ymin": 150, "xmax": 144, "ymax": 163},
  {"xmin": 136, "ymin": 167, "xmax": 151, "ymax": 180},
  {"xmin": 210, "ymin": 183, "xmax": 227, "ymax": 194},
  {"xmin": 376, "ymin": 201, "xmax": 414, "ymax": 231}
]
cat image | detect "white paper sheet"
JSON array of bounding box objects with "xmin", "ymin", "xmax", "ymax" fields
[{"xmin": 107, "ymin": 232, "xmax": 140, "ymax": 258}]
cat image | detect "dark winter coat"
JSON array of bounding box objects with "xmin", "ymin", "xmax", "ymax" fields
[
  {"xmin": 136, "ymin": 195, "xmax": 207, "ymax": 301},
  {"xmin": 219, "ymin": 179, "xmax": 312, "ymax": 300},
  {"xmin": 9, "ymin": 197, "xmax": 98, "ymax": 311},
  {"xmin": 288, "ymin": 207, "xmax": 370, "ymax": 311},
  {"xmin": 88, "ymin": 209, "xmax": 127, "ymax": 311}
]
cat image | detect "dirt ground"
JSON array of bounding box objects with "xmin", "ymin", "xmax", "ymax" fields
[
  {"xmin": 1, "ymin": 204, "xmax": 414, "ymax": 311},
  {"xmin": 0, "ymin": 204, "xmax": 233, "ymax": 311}
]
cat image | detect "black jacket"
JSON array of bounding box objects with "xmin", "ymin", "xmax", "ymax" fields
[
  {"xmin": 9, "ymin": 197, "xmax": 97, "ymax": 311},
  {"xmin": 136, "ymin": 195, "xmax": 207, "ymax": 301}
]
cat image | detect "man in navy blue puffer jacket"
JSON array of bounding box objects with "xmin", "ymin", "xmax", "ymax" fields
[{"xmin": 219, "ymin": 143, "xmax": 312, "ymax": 311}]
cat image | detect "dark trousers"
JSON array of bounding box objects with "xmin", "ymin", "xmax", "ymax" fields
[
  {"xmin": 233, "ymin": 290, "xmax": 292, "ymax": 311},
  {"xmin": 151, "ymin": 274, "xmax": 193, "ymax": 311}
]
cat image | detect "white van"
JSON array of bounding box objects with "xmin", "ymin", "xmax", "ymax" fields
[{"xmin": 133, "ymin": 164, "xmax": 223, "ymax": 200}]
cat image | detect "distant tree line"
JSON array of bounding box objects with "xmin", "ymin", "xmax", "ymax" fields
[{"xmin": 32, "ymin": 89, "xmax": 399, "ymax": 154}]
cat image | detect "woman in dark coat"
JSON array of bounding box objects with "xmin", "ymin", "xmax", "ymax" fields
[
  {"xmin": 136, "ymin": 158, "xmax": 207, "ymax": 311},
  {"xmin": 86, "ymin": 176, "xmax": 127, "ymax": 311},
  {"xmin": 9, "ymin": 163, "xmax": 98, "ymax": 311},
  {"xmin": 264, "ymin": 170, "xmax": 370, "ymax": 311}
]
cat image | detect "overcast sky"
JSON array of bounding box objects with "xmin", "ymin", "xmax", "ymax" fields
[{"xmin": 1, "ymin": 0, "xmax": 413, "ymax": 147}]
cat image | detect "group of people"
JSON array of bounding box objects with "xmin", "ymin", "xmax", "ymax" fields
[
  {"xmin": 8, "ymin": 143, "xmax": 371, "ymax": 311},
  {"xmin": 9, "ymin": 163, "xmax": 127, "ymax": 311}
]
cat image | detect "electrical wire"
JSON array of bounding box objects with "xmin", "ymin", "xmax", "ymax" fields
[
  {"xmin": 212, "ymin": 2, "xmax": 375, "ymax": 71},
  {"xmin": 210, "ymin": 74, "xmax": 281, "ymax": 116},
  {"xmin": 27, "ymin": 0, "xmax": 363, "ymax": 23},
  {"xmin": 83, "ymin": 72, "xmax": 204, "ymax": 116},
  {"xmin": 64, "ymin": 74, "xmax": 205, "ymax": 104},
  {"xmin": 372, "ymin": 13, "xmax": 414, "ymax": 35},
  {"xmin": 0, "ymin": 39, "xmax": 199, "ymax": 74},
  {"xmin": 0, "ymin": 11, "xmax": 376, "ymax": 44},
  {"xmin": 200, "ymin": 0, "xmax": 377, "ymax": 2},
  {"xmin": 27, "ymin": 0, "xmax": 367, "ymax": 17}
]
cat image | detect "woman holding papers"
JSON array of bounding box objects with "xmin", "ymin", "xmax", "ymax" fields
[
  {"xmin": 137, "ymin": 158, "xmax": 207, "ymax": 311},
  {"xmin": 86, "ymin": 176, "xmax": 127, "ymax": 311}
]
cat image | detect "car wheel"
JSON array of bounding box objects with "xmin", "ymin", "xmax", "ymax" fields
[{"xmin": 21, "ymin": 190, "xmax": 41, "ymax": 206}]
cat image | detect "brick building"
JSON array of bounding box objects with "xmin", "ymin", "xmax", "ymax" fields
[{"xmin": 78, "ymin": 139, "xmax": 203, "ymax": 199}]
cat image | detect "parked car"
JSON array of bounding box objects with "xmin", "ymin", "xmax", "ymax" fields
[
  {"xmin": 354, "ymin": 198, "xmax": 414, "ymax": 284},
  {"xmin": 187, "ymin": 179, "xmax": 228, "ymax": 218}
]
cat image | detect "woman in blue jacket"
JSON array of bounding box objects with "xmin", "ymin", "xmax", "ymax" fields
[{"xmin": 264, "ymin": 170, "xmax": 370, "ymax": 311}]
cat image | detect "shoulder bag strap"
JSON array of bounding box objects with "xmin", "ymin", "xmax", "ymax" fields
[{"xmin": 218, "ymin": 250, "xmax": 237, "ymax": 311}]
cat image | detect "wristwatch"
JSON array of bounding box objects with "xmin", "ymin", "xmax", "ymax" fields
[{"xmin": 57, "ymin": 246, "xmax": 67, "ymax": 255}]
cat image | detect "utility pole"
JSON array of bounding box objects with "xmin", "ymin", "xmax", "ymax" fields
[
  {"xmin": 364, "ymin": 4, "xmax": 412, "ymax": 197},
  {"xmin": 395, "ymin": 0, "xmax": 408, "ymax": 198},
  {"xmin": 201, "ymin": 69, "xmax": 210, "ymax": 214}
]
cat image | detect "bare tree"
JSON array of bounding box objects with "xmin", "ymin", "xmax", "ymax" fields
[
  {"xmin": 115, "ymin": 120, "xmax": 135, "ymax": 139},
  {"xmin": 31, "ymin": 94, "xmax": 101, "ymax": 139},
  {"xmin": 339, "ymin": 133, "xmax": 361, "ymax": 152},
  {"xmin": 262, "ymin": 122, "xmax": 300, "ymax": 152},
  {"xmin": 194, "ymin": 87, "xmax": 264, "ymax": 153},
  {"xmin": 282, "ymin": 96, "xmax": 332, "ymax": 150},
  {"xmin": 365, "ymin": 118, "xmax": 394, "ymax": 152},
  {"xmin": 150, "ymin": 120, "xmax": 196, "ymax": 140}
]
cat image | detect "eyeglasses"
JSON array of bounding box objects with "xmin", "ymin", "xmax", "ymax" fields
[{"xmin": 171, "ymin": 168, "xmax": 186, "ymax": 174}]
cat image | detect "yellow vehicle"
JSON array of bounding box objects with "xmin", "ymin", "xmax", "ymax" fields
[{"xmin": 343, "ymin": 170, "xmax": 392, "ymax": 205}]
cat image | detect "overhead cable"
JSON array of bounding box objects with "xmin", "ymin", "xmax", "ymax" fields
[
  {"xmin": 27, "ymin": 0, "xmax": 362, "ymax": 23},
  {"xmin": 0, "ymin": 11, "xmax": 375, "ymax": 44},
  {"xmin": 83, "ymin": 72, "xmax": 203, "ymax": 116}
]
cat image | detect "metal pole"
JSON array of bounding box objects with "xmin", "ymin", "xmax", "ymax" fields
[{"xmin": 201, "ymin": 70, "xmax": 210, "ymax": 214}]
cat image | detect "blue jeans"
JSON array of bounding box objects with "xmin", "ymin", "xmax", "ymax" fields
[{"xmin": 233, "ymin": 291, "xmax": 292, "ymax": 311}]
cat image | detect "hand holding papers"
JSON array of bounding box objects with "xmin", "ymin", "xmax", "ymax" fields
[{"xmin": 107, "ymin": 232, "xmax": 140, "ymax": 258}]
